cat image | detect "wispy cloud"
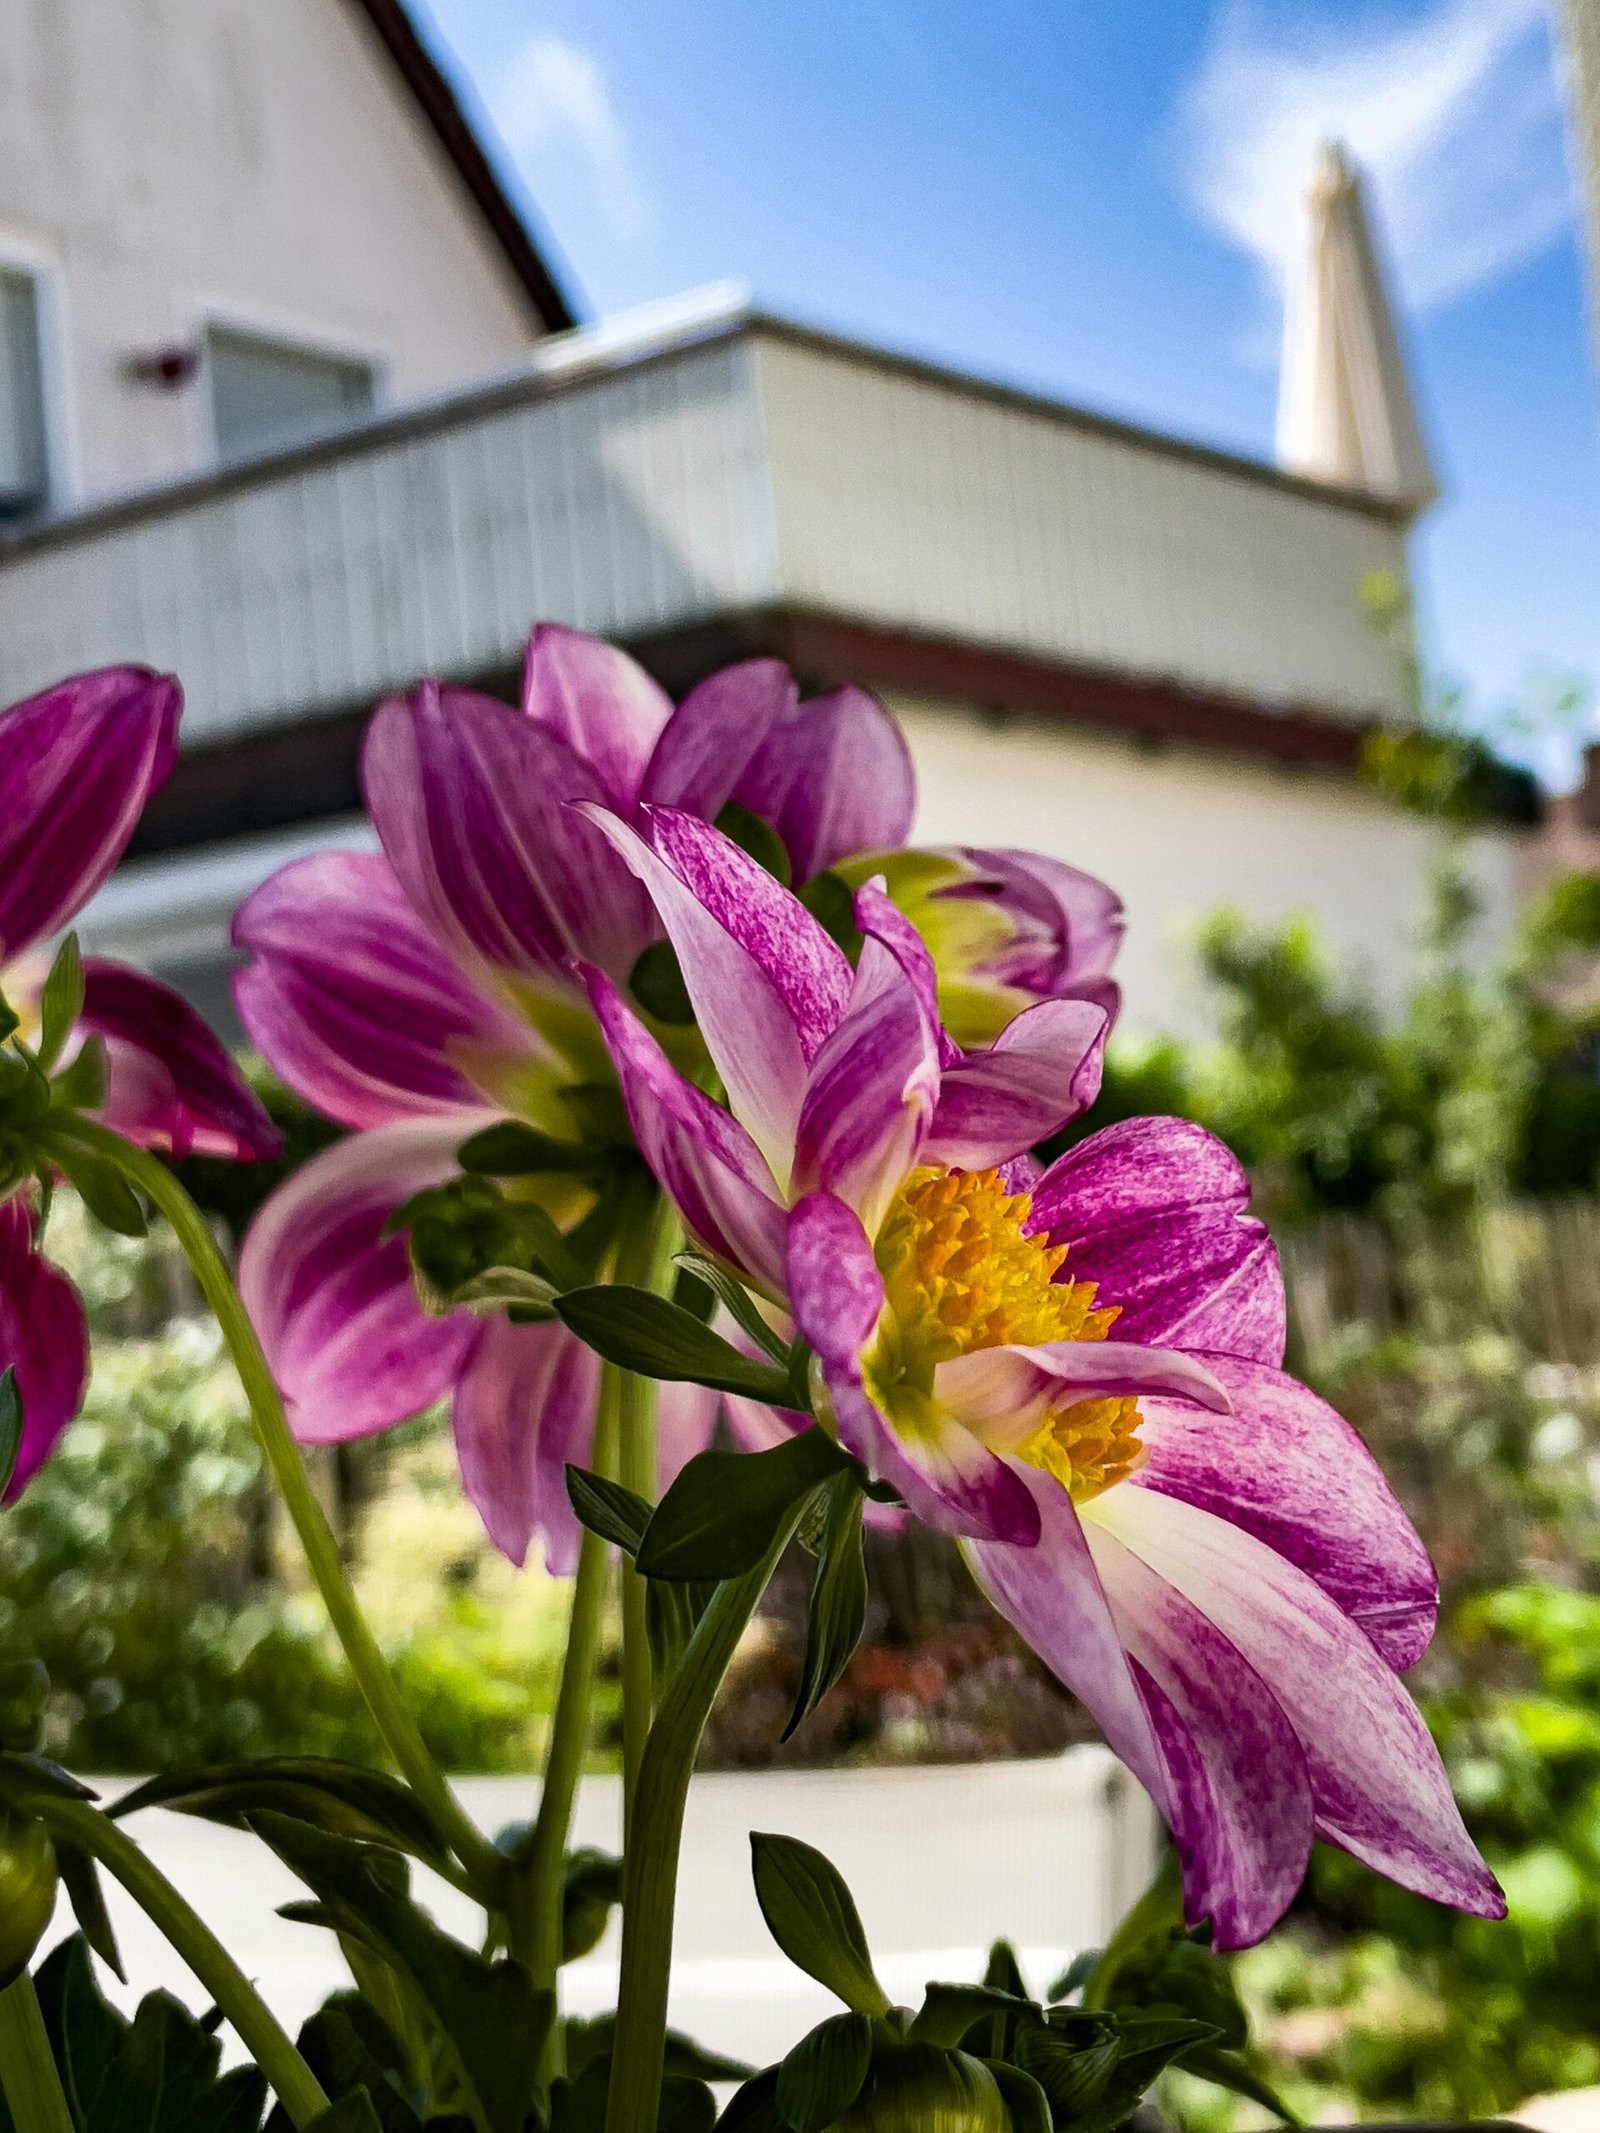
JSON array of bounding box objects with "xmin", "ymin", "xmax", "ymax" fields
[
  {"xmin": 490, "ymin": 33, "xmax": 650, "ymax": 237},
  {"xmin": 1181, "ymin": 0, "xmax": 1573, "ymax": 323}
]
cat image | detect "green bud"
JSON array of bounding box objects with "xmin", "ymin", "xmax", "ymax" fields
[
  {"xmin": 838, "ymin": 2044, "xmax": 1009, "ymax": 2133},
  {"xmin": 0, "ymin": 1806, "xmax": 58, "ymax": 1984}
]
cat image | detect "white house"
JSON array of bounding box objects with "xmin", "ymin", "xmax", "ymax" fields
[{"xmin": 0, "ymin": 1, "xmax": 1532, "ymax": 1040}]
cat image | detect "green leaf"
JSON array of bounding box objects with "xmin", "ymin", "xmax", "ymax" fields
[
  {"xmin": 980, "ymin": 2059, "xmax": 1052, "ymax": 2133},
  {"xmin": 750, "ymin": 1832, "xmax": 890, "ymax": 2018},
  {"xmin": 0, "ymin": 1370, "xmax": 23, "ymax": 1500},
  {"xmin": 714, "ymin": 802, "xmax": 792, "ymax": 888},
  {"xmin": 907, "ymin": 1982, "xmax": 1034, "ymax": 2049},
  {"xmin": 713, "ymin": 2070, "xmax": 783, "ymax": 2133},
  {"xmin": 657, "ymin": 2079, "xmax": 718, "ymax": 2133},
  {"xmin": 303, "ymin": 2098, "xmax": 388, "ymax": 2133},
  {"xmin": 456, "ymin": 1122, "xmax": 604, "ymax": 1177},
  {"xmin": 639, "ymin": 1429, "xmax": 850, "ymax": 1581},
  {"xmin": 646, "ymin": 1576, "xmax": 718, "ymax": 1691},
  {"xmin": 0, "ymin": 1750, "xmax": 98, "ymax": 1807},
  {"xmin": 0, "ymin": 997, "xmax": 18, "ymax": 1045},
  {"xmin": 564, "ymin": 1468, "xmax": 652, "ymax": 1556},
  {"xmin": 785, "ymin": 1474, "xmax": 867, "ymax": 1739},
  {"xmin": 36, "ymin": 934, "xmax": 83, "ymax": 1073},
  {"xmin": 1016, "ymin": 2028, "xmax": 1122, "ymax": 2121},
  {"xmin": 1178, "ymin": 2045, "xmax": 1304, "ymax": 2125},
  {"xmin": 1078, "ymin": 1851, "xmax": 1182, "ymax": 2009},
  {"xmin": 268, "ymin": 1995, "xmax": 421, "ymax": 2133},
  {"xmin": 55, "ymin": 1838, "xmax": 125, "ymax": 1981},
  {"xmin": 982, "ymin": 1941, "xmax": 1029, "ymax": 2002},
  {"xmin": 561, "ymin": 1848, "xmax": 623, "ymax": 1963},
  {"xmin": 113, "ymin": 1759, "xmax": 457, "ymax": 1878},
  {"xmin": 1046, "ymin": 1949, "xmax": 1099, "ymax": 2003},
  {"xmin": 629, "ymin": 941, "xmax": 697, "ymax": 1025},
  {"xmin": 796, "ymin": 873, "xmax": 862, "ymax": 961},
  {"xmin": 250, "ymin": 1814, "xmax": 551, "ymax": 2133},
  {"xmin": 555, "ymin": 1286, "xmax": 794, "ymax": 1403},
  {"xmin": 48, "ymin": 1137, "xmax": 148, "ymax": 1237},
  {"xmin": 50, "ymin": 1032, "xmax": 108, "ymax": 1113},
  {"xmin": 445, "ymin": 1269, "xmax": 559, "ymax": 1320},
  {"xmin": 673, "ymin": 1251, "xmax": 789, "ymax": 1366},
  {"xmin": 775, "ymin": 2011, "xmax": 873, "ymax": 2131}
]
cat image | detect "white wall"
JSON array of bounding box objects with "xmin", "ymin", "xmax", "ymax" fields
[
  {"xmin": 895, "ymin": 692, "xmax": 1523, "ymax": 1038},
  {"xmin": 0, "ymin": 0, "xmax": 541, "ymax": 503}
]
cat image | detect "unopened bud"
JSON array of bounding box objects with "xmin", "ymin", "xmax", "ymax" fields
[
  {"xmin": 0, "ymin": 1805, "xmax": 57, "ymax": 1983},
  {"xmin": 838, "ymin": 2044, "xmax": 1009, "ymax": 2133}
]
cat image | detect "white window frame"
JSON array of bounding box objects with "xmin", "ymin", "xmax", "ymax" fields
[
  {"xmin": 193, "ymin": 301, "xmax": 391, "ymax": 464},
  {"xmin": 0, "ymin": 228, "xmax": 78, "ymax": 516}
]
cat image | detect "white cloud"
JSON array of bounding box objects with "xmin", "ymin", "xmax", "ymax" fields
[
  {"xmin": 490, "ymin": 33, "xmax": 650, "ymax": 236},
  {"xmin": 1181, "ymin": 0, "xmax": 1574, "ymax": 320}
]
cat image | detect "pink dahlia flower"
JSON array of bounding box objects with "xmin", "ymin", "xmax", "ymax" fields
[
  {"xmin": 580, "ymin": 803, "xmax": 1503, "ymax": 1949},
  {"xmin": 0, "ymin": 669, "xmax": 279, "ymax": 1496}
]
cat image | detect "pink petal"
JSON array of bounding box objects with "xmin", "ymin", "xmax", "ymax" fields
[
  {"xmin": 948, "ymin": 846, "xmax": 1124, "ymax": 1003},
  {"xmin": 232, "ymin": 850, "xmax": 539, "ymax": 1131},
  {"xmin": 579, "ymin": 808, "xmax": 815, "ymax": 1179},
  {"xmin": 74, "ymin": 959, "xmax": 281, "ymax": 1161},
  {"xmin": 452, "ymin": 1315, "xmax": 601, "ymax": 1572},
  {"xmin": 1090, "ymin": 1484, "xmax": 1504, "ymax": 1921},
  {"xmin": 733, "ymin": 685, "xmax": 916, "ymax": 883},
  {"xmin": 1086, "ymin": 1518, "xmax": 1316, "ymax": 1947},
  {"xmin": 521, "ymin": 624, "xmax": 676, "ymax": 812},
  {"xmin": 925, "ymin": 998, "xmax": 1108, "ymax": 1170},
  {"xmin": 642, "ymin": 659, "xmax": 799, "ymax": 818},
  {"xmin": 0, "ymin": 668, "xmax": 180, "ymax": 964},
  {"xmin": 583, "ymin": 968, "xmax": 787, "ymax": 1293},
  {"xmin": 239, "ymin": 1119, "xmax": 486, "ymax": 1445},
  {"xmin": 362, "ymin": 681, "xmax": 652, "ymax": 990},
  {"xmin": 1031, "ymin": 1118, "xmax": 1286, "ymax": 1365},
  {"xmin": 0, "ymin": 1199, "xmax": 88, "ymax": 1501},
  {"xmin": 1133, "ymin": 1354, "xmax": 1437, "ymax": 1670},
  {"xmin": 937, "ymin": 1340, "xmax": 1231, "ymax": 1440}
]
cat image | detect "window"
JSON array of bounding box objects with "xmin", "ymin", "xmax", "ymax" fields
[
  {"xmin": 207, "ymin": 325, "xmax": 376, "ymax": 460},
  {"xmin": 0, "ymin": 268, "xmax": 50, "ymax": 520}
]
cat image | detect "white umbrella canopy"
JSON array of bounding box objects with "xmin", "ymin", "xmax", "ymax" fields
[{"xmin": 1276, "ymin": 139, "xmax": 1438, "ymax": 513}]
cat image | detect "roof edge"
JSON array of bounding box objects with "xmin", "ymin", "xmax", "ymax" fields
[{"xmin": 348, "ymin": 0, "xmax": 578, "ymax": 335}]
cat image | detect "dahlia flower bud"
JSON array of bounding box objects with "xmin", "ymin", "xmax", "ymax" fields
[
  {"xmin": 0, "ymin": 1805, "xmax": 57, "ymax": 1983},
  {"xmin": 837, "ymin": 2044, "xmax": 1009, "ymax": 2133}
]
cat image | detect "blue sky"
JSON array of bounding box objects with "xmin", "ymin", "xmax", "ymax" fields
[{"xmin": 418, "ymin": 0, "xmax": 1598, "ymax": 777}]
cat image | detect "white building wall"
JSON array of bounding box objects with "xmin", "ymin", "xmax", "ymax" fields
[
  {"xmin": 894, "ymin": 693, "xmax": 1521, "ymax": 1037},
  {"xmin": 0, "ymin": 0, "xmax": 541, "ymax": 504}
]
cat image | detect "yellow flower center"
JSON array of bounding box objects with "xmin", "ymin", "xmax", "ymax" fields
[{"xmin": 869, "ymin": 1165, "xmax": 1144, "ymax": 1503}]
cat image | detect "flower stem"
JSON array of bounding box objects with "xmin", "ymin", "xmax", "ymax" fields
[
  {"xmin": 603, "ymin": 1506, "xmax": 808, "ymax": 2133},
  {"xmin": 515, "ymin": 1362, "xmax": 621, "ymax": 2093},
  {"xmin": 0, "ymin": 1973, "xmax": 75, "ymax": 2133},
  {"xmin": 30, "ymin": 1798, "xmax": 328, "ymax": 2127},
  {"xmin": 615, "ymin": 1199, "xmax": 680, "ymax": 1841},
  {"xmin": 46, "ymin": 1117, "xmax": 502, "ymax": 1896}
]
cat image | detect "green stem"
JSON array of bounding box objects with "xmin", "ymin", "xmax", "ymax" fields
[
  {"xmin": 0, "ymin": 1973, "xmax": 75, "ymax": 2133},
  {"xmin": 515, "ymin": 1364, "xmax": 621, "ymax": 2096},
  {"xmin": 47, "ymin": 1116, "xmax": 502, "ymax": 1897},
  {"xmin": 32, "ymin": 1799, "xmax": 327, "ymax": 2126},
  {"xmin": 616, "ymin": 1200, "xmax": 679, "ymax": 1841},
  {"xmin": 603, "ymin": 1507, "xmax": 807, "ymax": 2133}
]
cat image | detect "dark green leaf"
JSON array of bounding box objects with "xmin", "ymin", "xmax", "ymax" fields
[
  {"xmin": 796, "ymin": 873, "xmax": 862, "ymax": 961},
  {"xmin": 51, "ymin": 1033, "xmax": 109, "ymax": 1113},
  {"xmin": 34, "ymin": 1934, "xmax": 125, "ymax": 2129},
  {"xmin": 982, "ymin": 1941, "xmax": 1029, "ymax": 2002},
  {"xmin": 445, "ymin": 1269, "xmax": 559, "ymax": 1320},
  {"xmin": 0, "ymin": 1659, "xmax": 47, "ymax": 1754},
  {"xmin": 750, "ymin": 1832, "xmax": 889, "ymax": 2017},
  {"xmin": 113, "ymin": 1760, "xmax": 455, "ymax": 1878},
  {"xmin": 250, "ymin": 1814, "xmax": 551, "ymax": 2133},
  {"xmin": 980, "ymin": 2059, "xmax": 1052, "ymax": 2133},
  {"xmin": 714, "ymin": 803, "xmax": 793, "ymax": 888},
  {"xmin": 907, "ymin": 1982, "xmax": 1034, "ymax": 2049},
  {"xmin": 714, "ymin": 2071, "xmax": 783, "ymax": 2133},
  {"xmin": 1016, "ymin": 2028, "xmax": 1122, "ymax": 2120},
  {"xmin": 303, "ymin": 2099, "xmax": 387, "ymax": 2133},
  {"xmin": 775, "ymin": 2011, "xmax": 873, "ymax": 2131},
  {"xmin": 646, "ymin": 1576, "xmax": 717, "ymax": 1690},
  {"xmin": 1178, "ymin": 2045, "xmax": 1304, "ymax": 2124},
  {"xmin": 562, "ymin": 2015, "xmax": 754, "ymax": 2086},
  {"xmin": 561, "ymin": 1848, "xmax": 622, "ymax": 1964},
  {"xmin": 564, "ymin": 1468, "xmax": 651, "ymax": 1556},
  {"xmin": 785, "ymin": 1474, "xmax": 867, "ymax": 1739},
  {"xmin": 56, "ymin": 1838, "xmax": 125, "ymax": 1980},
  {"xmin": 37, "ymin": 934, "xmax": 83, "ymax": 1074},
  {"xmin": 49, "ymin": 1138, "xmax": 147, "ymax": 1238},
  {"xmin": 0, "ymin": 1372, "xmax": 23, "ymax": 1501},
  {"xmin": 629, "ymin": 941, "xmax": 697, "ymax": 1025},
  {"xmin": 456, "ymin": 1123, "xmax": 604, "ymax": 1177},
  {"xmin": 657, "ymin": 2079, "xmax": 717, "ymax": 2133},
  {"xmin": 639, "ymin": 1430, "xmax": 849, "ymax": 1581},
  {"xmin": 555, "ymin": 1287, "xmax": 793, "ymax": 1404},
  {"xmin": 268, "ymin": 1996, "xmax": 421, "ymax": 2133},
  {"xmin": 0, "ymin": 1750, "xmax": 98, "ymax": 1806},
  {"xmin": 0, "ymin": 997, "xmax": 18, "ymax": 1044},
  {"xmin": 1046, "ymin": 1949, "xmax": 1099, "ymax": 2003},
  {"xmin": 672, "ymin": 1252, "xmax": 788, "ymax": 1366},
  {"xmin": 1077, "ymin": 1852, "xmax": 1182, "ymax": 2010}
]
